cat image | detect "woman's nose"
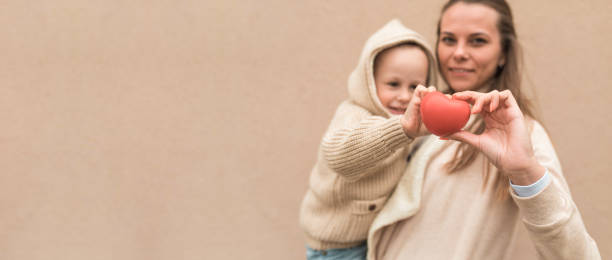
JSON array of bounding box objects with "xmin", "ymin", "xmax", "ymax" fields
[{"xmin": 453, "ymin": 43, "xmax": 469, "ymax": 61}]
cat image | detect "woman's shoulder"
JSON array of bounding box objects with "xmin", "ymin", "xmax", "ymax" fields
[
  {"xmin": 524, "ymin": 117, "xmax": 549, "ymax": 140},
  {"xmin": 524, "ymin": 117, "xmax": 562, "ymax": 165}
]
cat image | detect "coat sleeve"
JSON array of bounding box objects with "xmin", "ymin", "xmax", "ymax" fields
[
  {"xmin": 510, "ymin": 121, "xmax": 601, "ymax": 260},
  {"xmin": 320, "ymin": 101, "xmax": 413, "ymax": 181}
]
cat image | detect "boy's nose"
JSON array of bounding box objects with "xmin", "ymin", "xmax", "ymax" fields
[{"xmin": 398, "ymin": 90, "xmax": 411, "ymax": 102}]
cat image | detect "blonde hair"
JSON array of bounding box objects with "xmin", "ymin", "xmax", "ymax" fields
[{"xmin": 374, "ymin": 42, "xmax": 432, "ymax": 85}]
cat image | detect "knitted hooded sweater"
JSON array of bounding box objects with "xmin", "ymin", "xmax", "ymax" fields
[{"xmin": 299, "ymin": 19, "xmax": 438, "ymax": 250}]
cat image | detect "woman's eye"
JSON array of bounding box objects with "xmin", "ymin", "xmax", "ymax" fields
[
  {"xmin": 441, "ymin": 37, "xmax": 456, "ymax": 44},
  {"xmin": 470, "ymin": 38, "xmax": 488, "ymax": 46}
]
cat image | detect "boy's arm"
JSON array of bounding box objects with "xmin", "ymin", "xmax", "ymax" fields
[{"xmin": 321, "ymin": 101, "xmax": 413, "ymax": 181}]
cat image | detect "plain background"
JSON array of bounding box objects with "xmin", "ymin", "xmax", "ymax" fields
[{"xmin": 1, "ymin": 0, "xmax": 610, "ymax": 259}]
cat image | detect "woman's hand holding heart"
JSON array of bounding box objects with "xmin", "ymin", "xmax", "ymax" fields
[
  {"xmin": 399, "ymin": 85, "xmax": 437, "ymax": 139},
  {"xmin": 447, "ymin": 90, "xmax": 545, "ymax": 185}
]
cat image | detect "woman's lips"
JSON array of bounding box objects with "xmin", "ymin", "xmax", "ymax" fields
[{"xmin": 449, "ymin": 67, "xmax": 475, "ymax": 76}]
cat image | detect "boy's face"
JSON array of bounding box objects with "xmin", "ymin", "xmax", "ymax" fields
[{"xmin": 374, "ymin": 46, "xmax": 429, "ymax": 115}]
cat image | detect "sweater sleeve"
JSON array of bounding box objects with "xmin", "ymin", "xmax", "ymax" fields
[
  {"xmin": 509, "ymin": 121, "xmax": 600, "ymax": 260},
  {"xmin": 320, "ymin": 101, "xmax": 413, "ymax": 181}
]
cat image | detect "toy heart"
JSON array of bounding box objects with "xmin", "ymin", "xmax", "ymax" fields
[{"xmin": 420, "ymin": 91, "xmax": 470, "ymax": 137}]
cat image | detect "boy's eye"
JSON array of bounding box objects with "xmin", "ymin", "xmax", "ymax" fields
[
  {"xmin": 409, "ymin": 84, "xmax": 419, "ymax": 89},
  {"xmin": 388, "ymin": 82, "xmax": 400, "ymax": 87}
]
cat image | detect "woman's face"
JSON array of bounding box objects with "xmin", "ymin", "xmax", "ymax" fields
[{"xmin": 437, "ymin": 2, "xmax": 505, "ymax": 92}]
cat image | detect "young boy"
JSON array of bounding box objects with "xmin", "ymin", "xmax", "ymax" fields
[{"xmin": 299, "ymin": 19, "xmax": 438, "ymax": 259}]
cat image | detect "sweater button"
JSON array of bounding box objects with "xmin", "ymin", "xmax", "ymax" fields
[
  {"xmin": 321, "ymin": 250, "xmax": 327, "ymax": 256},
  {"xmin": 368, "ymin": 204, "xmax": 376, "ymax": 211}
]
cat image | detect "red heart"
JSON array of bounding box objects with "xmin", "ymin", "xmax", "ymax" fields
[{"xmin": 420, "ymin": 91, "xmax": 470, "ymax": 136}]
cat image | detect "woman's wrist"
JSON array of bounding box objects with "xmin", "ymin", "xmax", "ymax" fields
[{"xmin": 508, "ymin": 162, "xmax": 546, "ymax": 186}]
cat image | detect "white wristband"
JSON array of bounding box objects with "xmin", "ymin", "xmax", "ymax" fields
[{"xmin": 510, "ymin": 169, "xmax": 551, "ymax": 197}]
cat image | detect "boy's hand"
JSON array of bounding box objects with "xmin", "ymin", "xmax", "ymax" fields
[{"xmin": 400, "ymin": 85, "xmax": 436, "ymax": 138}]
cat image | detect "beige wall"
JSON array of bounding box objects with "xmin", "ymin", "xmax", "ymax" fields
[{"xmin": 1, "ymin": 0, "xmax": 610, "ymax": 259}]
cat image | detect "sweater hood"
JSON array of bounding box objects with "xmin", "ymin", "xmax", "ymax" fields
[{"xmin": 348, "ymin": 19, "xmax": 438, "ymax": 117}]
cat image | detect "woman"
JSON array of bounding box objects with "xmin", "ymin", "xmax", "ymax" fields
[{"xmin": 367, "ymin": 0, "xmax": 601, "ymax": 259}]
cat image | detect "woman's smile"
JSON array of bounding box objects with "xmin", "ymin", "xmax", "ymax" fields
[{"xmin": 448, "ymin": 67, "xmax": 475, "ymax": 76}]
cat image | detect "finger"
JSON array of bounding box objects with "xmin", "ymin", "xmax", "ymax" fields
[
  {"xmin": 408, "ymin": 87, "xmax": 427, "ymax": 108},
  {"xmin": 416, "ymin": 85, "xmax": 433, "ymax": 99},
  {"xmin": 411, "ymin": 87, "xmax": 423, "ymax": 101},
  {"xmin": 414, "ymin": 85, "xmax": 427, "ymax": 97},
  {"xmin": 452, "ymin": 91, "xmax": 481, "ymax": 104},
  {"xmin": 472, "ymin": 94, "xmax": 491, "ymax": 114},
  {"xmin": 445, "ymin": 130, "xmax": 479, "ymax": 147},
  {"xmin": 499, "ymin": 89, "xmax": 515, "ymax": 108},
  {"xmin": 477, "ymin": 90, "xmax": 504, "ymax": 114},
  {"xmin": 489, "ymin": 90, "xmax": 500, "ymax": 112}
]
